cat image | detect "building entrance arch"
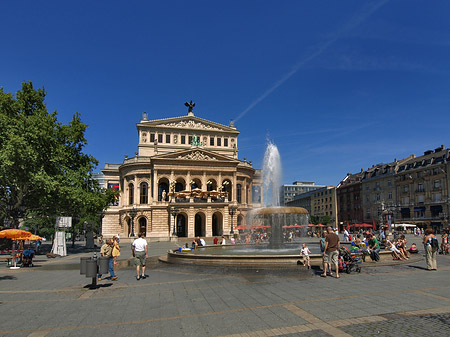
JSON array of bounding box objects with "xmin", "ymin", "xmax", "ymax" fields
[
  {"xmin": 139, "ymin": 217, "xmax": 147, "ymax": 236},
  {"xmin": 237, "ymin": 214, "xmax": 244, "ymax": 227},
  {"xmin": 176, "ymin": 214, "xmax": 187, "ymax": 237},
  {"xmin": 195, "ymin": 213, "xmax": 206, "ymax": 237},
  {"xmin": 212, "ymin": 212, "xmax": 223, "ymax": 236}
]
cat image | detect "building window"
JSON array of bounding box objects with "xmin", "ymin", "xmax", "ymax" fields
[
  {"xmin": 166, "ymin": 134, "xmax": 170, "ymax": 143},
  {"xmin": 150, "ymin": 134, "xmax": 155, "ymax": 142},
  {"xmin": 217, "ymin": 138, "xmax": 222, "ymax": 146},
  {"xmin": 181, "ymin": 135, "xmax": 186, "ymax": 144},
  {"xmin": 417, "ymin": 183, "xmax": 424, "ymax": 192},
  {"xmin": 224, "ymin": 138, "xmax": 228, "ymax": 147},
  {"xmin": 237, "ymin": 184, "xmax": 242, "ymax": 203},
  {"xmin": 210, "ymin": 137, "xmax": 214, "ymax": 146},
  {"xmin": 128, "ymin": 183, "xmax": 134, "ymax": 205},
  {"xmin": 402, "ymin": 197, "xmax": 409, "ymax": 205},
  {"xmin": 403, "ymin": 185, "xmax": 409, "ymax": 193},
  {"xmin": 433, "ymin": 193, "xmax": 441, "ymax": 202},
  {"xmin": 188, "ymin": 135, "xmax": 193, "ymax": 144},
  {"xmin": 417, "ymin": 195, "xmax": 425, "ymax": 203},
  {"xmin": 387, "ymin": 180, "xmax": 392, "ymax": 186},
  {"xmin": 158, "ymin": 134, "xmax": 163, "ymax": 143},
  {"xmin": 140, "ymin": 182, "xmax": 148, "ymax": 204},
  {"xmin": 434, "ymin": 180, "xmax": 440, "ymax": 189}
]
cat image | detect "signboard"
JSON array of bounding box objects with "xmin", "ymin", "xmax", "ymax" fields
[
  {"xmin": 56, "ymin": 216, "xmax": 72, "ymax": 228},
  {"xmin": 51, "ymin": 231, "xmax": 67, "ymax": 256}
]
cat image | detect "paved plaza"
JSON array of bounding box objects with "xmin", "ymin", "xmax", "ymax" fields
[{"xmin": 1, "ymin": 237, "xmax": 450, "ymax": 337}]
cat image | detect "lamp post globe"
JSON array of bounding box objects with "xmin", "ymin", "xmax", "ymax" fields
[
  {"xmin": 171, "ymin": 207, "xmax": 179, "ymax": 237},
  {"xmin": 129, "ymin": 208, "xmax": 138, "ymax": 237}
]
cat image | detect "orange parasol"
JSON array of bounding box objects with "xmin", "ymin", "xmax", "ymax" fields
[
  {"xmin": 0, "ymin": 229, "xmax": 32, "ymax": 240},
  {"xmin": 16, "ymin": 234, "xmax": 43, "ymax": 241}
]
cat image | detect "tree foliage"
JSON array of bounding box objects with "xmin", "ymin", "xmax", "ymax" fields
[{"xmin": 0, "ymin": 82, "xmax": 114, "ymax": 233}]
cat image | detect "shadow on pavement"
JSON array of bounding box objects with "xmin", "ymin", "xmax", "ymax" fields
[
  {"xmin": 0, "ymin": 275, "xmax": 17, "ymax": 281},
  {"xmin": 83, "ymin": 283, "xmax": 113, "ymax": 290},
  {"xmin": 408, "ymin": 265, "xmax": 428, "ymax": 270}
]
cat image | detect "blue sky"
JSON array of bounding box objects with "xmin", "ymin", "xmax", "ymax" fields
[{"xmin": 1, "ymin": 0, "xmax": 450, "ymax": 186}]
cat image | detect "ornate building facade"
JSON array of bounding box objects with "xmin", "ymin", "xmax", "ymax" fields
[{"xmin": 101, "ymin": 107, "xmax": 263, "ymax": 240}]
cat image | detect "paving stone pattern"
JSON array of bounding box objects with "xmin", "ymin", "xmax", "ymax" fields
[{"xmin": 1, "ymin": 236, "xmax": 450, "ymax": 337}]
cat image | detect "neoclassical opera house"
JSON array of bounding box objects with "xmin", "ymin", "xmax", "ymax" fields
[{"xmin": 101, "ymin": 105, "xmax": 263, "ymax": 240}]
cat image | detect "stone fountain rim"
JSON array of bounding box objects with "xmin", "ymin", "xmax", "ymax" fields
[{"xmin": 251, "ymin": 206, "xmax": 309, "ymax": 215}]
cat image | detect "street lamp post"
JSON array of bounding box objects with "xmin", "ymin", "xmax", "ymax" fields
[
  {"xmin": 171, "ymin": 207, "xmax": 179, "ymax": 239},
  {"xmin": 229, "ymin": 205, "xmax": 237, "ymax": 236},
  {"xmin": 129, "ymin": 208, "xmax": 137, "ymax": 237}
]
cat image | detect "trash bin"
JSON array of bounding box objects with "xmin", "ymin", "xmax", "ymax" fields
[
  {"xmin": 80, "ymin": 257, "xmax": 90, "ymax": 275},
  {"xmin": 98, "ymin": 257, "xmax": 109, "ymax": 275},
  {"xmin": 86, "ymin": 259, "xmax": 98, "ymax": 278}
]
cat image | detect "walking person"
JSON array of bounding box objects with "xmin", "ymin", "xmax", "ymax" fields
[
  {"xmin": 98, "ymin": 239, "xmax": 117, "ymax": 281},
  {"xmin": 343, "ymin": 228, "xmax": 349, "ymax": 242},
  {"xmin": 132, "ymin": 232, "xmax": 148, "ymax": 280},
  {"xmin": 321, "ymin": 226, "xmax": 340, "ymax": 278},
  {"xmin": 112, "ymin": 236, "xmax": 121, "ymax": 266},
  {"xmin": 423, "ymin": 228, "xmax": 438, "ymax": 271}
]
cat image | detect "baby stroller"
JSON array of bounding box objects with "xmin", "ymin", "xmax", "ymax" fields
[
  {"xmin": 338, "ymin": 247, "xmax": 362, "ymax": 274},
  {"xmin": 22, "ymin": 249, "xmax": 35, "ymax": 267}
]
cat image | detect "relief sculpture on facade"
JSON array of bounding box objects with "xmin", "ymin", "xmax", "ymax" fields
[
  {"xmin": 161, "ymin": 120, "xmax": 221, "ymax": 130},
  {"xmin": 177, "ymin": 150, "xmax": 217, "ymax": 161}
]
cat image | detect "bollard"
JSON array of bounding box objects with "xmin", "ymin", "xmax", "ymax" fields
[
  {"xmin": 98, "ymin": 256, "xmax": 109, "ymax": 275},
  {"xmin": 80, "ymin": 257, "xmax": 90, "ymax": 275},
  {"xmin": 85, "ymin": 259, "xmax": 98, "ymax": 278}
]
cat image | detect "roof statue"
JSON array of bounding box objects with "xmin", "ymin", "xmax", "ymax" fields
[{"xmin": 184, "ymin": 100, "xmax": 195, "ymax": 113}]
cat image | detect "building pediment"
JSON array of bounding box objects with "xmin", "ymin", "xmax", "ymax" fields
[
  {"xmin": 152, "ymin": 149, "xmax": 238, "ymax": 162},
  {"xmin": 138, "ymin": 116, "xmax": 238, "ymax": 134}
]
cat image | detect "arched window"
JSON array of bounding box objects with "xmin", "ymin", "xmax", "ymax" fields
[
  {"xmin": 237, "ymin": 184, "xmax": 242, "ymax": 203},
  {"xmin": 129, "ymin": 183, "xmax": 134, "ymax": 205},
  {"xmin": 140, "ymin": 182, "xmax": 148, "ymax": 204}
]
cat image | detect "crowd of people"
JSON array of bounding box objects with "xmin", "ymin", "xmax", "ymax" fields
[{"xmin": 94, "ymin": 224, "xmax": 446, "ymax": 282}]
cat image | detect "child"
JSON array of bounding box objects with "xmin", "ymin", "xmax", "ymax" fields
[
  {"xmin": 300, "ymin": 243, "xmax": 311, "ymax": 269},
  {"xmin": 409, "ymin": 243, "xmax": 418, "ymax": 254}
]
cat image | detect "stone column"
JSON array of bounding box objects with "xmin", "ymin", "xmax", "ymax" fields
[
  {"xmin": 134, "ymin": 175, "xmax": 138, "ymax": 205},
  {"xmin": 202, "ymin": 171, "xmax": 207, "ymax": 190},
  {"xmin": 153, "ymin": 169, "xmax": 158, "ymax": 202},
  {"xmin": 206, "ymin": 207, "xmax": 212, "ymax": 237},
  {"xmin": 187, "ymin": 171, "xmax": 191, "ymax": 190},
  {"xmin": 232, "ymin": 172, "xmax": 237, "ymax": 202}
]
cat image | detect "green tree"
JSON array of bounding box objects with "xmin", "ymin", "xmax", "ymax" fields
[{"xmin": 0, "ymin": 81, "xmax": 114, "ymax": 234}]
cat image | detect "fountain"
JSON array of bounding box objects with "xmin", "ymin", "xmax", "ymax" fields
[
  {"xmin": 254, "ymin": 141, "xmax": 309, "ymax": 249},
  {"xmin": 164, "ymin": 141, "xmax": 312, "ymax": 268}
]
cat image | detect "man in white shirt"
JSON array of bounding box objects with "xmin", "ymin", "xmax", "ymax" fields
[{"xmin": 132, "ymin": 232, "xmax": 148, "ymax": 280}]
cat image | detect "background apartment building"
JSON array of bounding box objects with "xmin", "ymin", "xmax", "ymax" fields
[
  {"xmin": 336, "ymin": 172, "xmax": 363, "ymax": 231},
  {"xmin": 361, "ymin": 156, "xmax": 414, "ymax": 227},
  {"xmin": 395, "ymin": 145, "xmax": 450, "ymax": 233},
  {"xmin": 311, "ymin": 186, "xmax": 338, "ymax": 226},
  {"xmin": 280, "ymin": 181, "xmax": 324, "ymax": 205}
]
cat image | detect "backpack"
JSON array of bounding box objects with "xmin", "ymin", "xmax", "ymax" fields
[{"xmin": 431, "ymin": 237, "xmax": 439, "ymax": 250}]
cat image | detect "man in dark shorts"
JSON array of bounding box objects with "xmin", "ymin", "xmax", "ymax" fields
[{"xmin": 321, "ymin": 226, "xmax": 340, "ymax": 278}]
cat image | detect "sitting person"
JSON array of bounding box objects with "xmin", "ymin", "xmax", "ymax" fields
[
  {"xmin": 396, "ymin": 235, "xmax": 409, "ymax": 259},
  {"xmin": 409, "ymin": 243, "xmax": 419, "ymax": 254},
  {"xmin": 386, "ymin": 237, "xmax": 408, "ymax": 260}
]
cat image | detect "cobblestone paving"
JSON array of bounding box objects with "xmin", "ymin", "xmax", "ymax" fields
[
  {"xmin": 341, "ymin": 314, "xmax": 450, "ymax": 337},
  {"xmin": 1, "ymin": 238, "xmax": 450, "ymax": 337}
]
